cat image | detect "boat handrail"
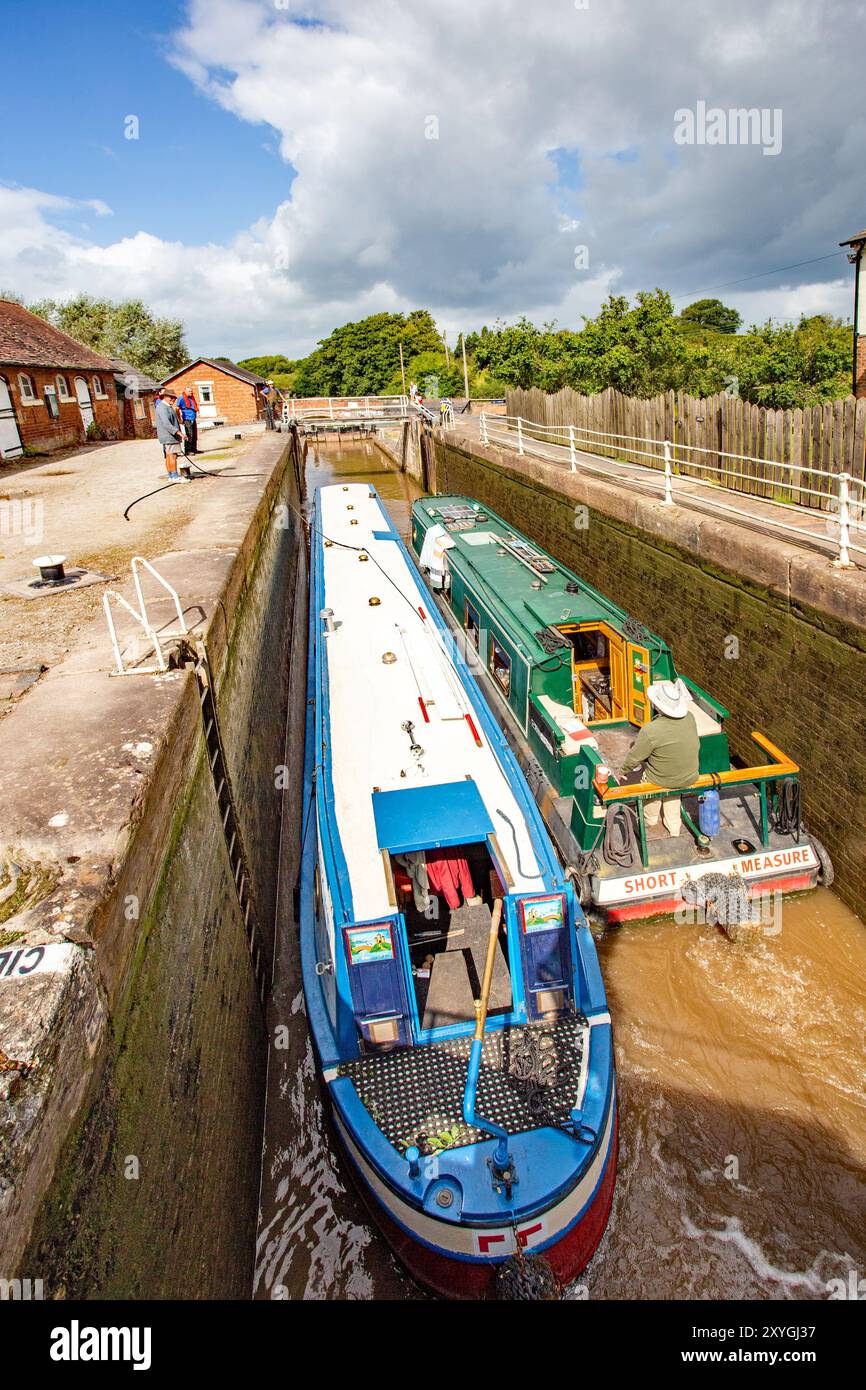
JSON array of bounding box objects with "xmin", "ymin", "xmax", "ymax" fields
[
  {"xmin": 462, "ymin": 899, "xmax": 511, "ymax": 1172},
  {"xmin": 589, "ymin": 731, "xmax": 801, "ymax": 862},
  {"xmin": 593, "ymin": 731, "xmax": 799, "ymax": 805}
]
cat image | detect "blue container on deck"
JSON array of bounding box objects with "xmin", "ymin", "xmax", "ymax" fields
[{"xmin": 699, "ymin": 789, "xmax": 720, "ymax": 837}]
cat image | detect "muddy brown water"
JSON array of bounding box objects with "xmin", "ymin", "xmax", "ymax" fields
[{"xmin": 254, "ymin": 440, "xmax": 866, "ymax": 1301}]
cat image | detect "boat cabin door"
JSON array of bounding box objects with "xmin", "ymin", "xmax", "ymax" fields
[
  {"xmin": 626, "ymin": 640, "xmax": 651, "ymax": 725},
  {"xmin": 568, "ymin": 622, "xmax": 628, "ymax": 722}
]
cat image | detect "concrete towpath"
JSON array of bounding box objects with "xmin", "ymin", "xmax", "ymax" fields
[{"xmin": 0, "ymin": 422, "xmax": 267, "ymax": 678}]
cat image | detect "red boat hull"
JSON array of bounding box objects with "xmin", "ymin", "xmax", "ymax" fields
[{"xmin": 342, "ymin": 1113, "xmax": 618, "ymax": 1300}]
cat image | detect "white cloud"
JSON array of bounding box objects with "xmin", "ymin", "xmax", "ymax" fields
[{"xmin": 0, "ymin": 0, "xmax": 861, "ymax": 356}]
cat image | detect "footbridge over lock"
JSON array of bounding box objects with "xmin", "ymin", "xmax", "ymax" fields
[{"xmin": 282, "ymin": 394, "xmax": 440, "ymax": 434}]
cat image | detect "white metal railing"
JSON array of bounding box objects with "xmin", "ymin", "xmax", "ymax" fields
[
  {"xmin": 103, "ymin": 556, "xmax": 188, "ymax": 674},
  {"xmin": 477, "ymin": 412, "xmax": 866, "ymax": 568}
]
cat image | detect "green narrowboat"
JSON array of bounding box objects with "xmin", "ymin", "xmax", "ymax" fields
[{"xmin": 411, "ymin": 496, "xmax": 831, "ymax": 924}]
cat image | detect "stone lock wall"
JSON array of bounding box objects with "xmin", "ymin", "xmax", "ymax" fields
[
  {"xmin": 2, "ymin": 430, "xmax": 308, "ymax": 1298},
  {"xmin": 431, "ymin": 435, "xmax": 866, "ymax": 915}
]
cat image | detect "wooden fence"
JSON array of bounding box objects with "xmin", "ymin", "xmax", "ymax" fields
[{"xmin": 505, "ymin": 386, "xmax": 866, "ymax": 511}]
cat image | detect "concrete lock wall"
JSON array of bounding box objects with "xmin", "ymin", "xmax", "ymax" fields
[
  {"xmin": 430, "ymin": 435, "xmax": 866, "ymax": 916},
  {"xmin": 376, "ymin": 418, "xmax": 427, "ymax": 485},
  {"xmin": 0, "ymin": 429, "xmax": 308, "ymax": 1298}
]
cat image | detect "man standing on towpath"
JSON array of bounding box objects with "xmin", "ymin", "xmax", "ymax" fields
[
  {"xmin": 176, "ymin": 387, "xmax": 199, "ymax": 454},
  {"xmin": 155, "ymin": 390, "xmax": 190, "ymax": 483}
]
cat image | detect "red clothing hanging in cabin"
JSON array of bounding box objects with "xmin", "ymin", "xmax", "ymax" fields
[{"xmin": 425, "ymin": 849, "xmax": 475, "ymax": 910}]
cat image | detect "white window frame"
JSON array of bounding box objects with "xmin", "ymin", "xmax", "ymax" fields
[
  {"xmin": 18, "ymin": 372, "xmax": 39, "ymax": 404},
  {"xmin": 56, "ymin": 374, "xmax": 72, "ymax": 402},
  {"xmin": 92, "ymin": 375, "xmax": 107, "ymax": 399},
  {"xmin": 196, "ymin": 380, "xmax": 215, "ymax": 406},
  {"xmin": 133, "ymin": 398, "xmax": 145, "ymax": 420},
  {"xmin": 44, "ymin": 384, "xmax": 60, "ymax": 419}
]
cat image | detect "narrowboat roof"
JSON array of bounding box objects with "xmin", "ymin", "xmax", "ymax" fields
[
  {"xmin": 313, "ymin": 485, "xmax": 560, "ymax": 926},
  {"xmin": 414, "ymin": 496, "xmax": 669, "ymax": 665}
]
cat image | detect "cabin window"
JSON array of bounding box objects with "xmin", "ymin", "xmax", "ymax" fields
[
  {"xmin": 464, "ymin": 598, "xmax": 480, "ymax": 651},
  {"xmin": 489, "ymin": 634, "xmax": 512, "ymax": 697}
]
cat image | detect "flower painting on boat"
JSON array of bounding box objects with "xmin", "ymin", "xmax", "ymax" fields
[
  {"xmin": 345, "ymin": 924, "xmax": 395, "ymax": 965},
  {"xmin": 521, "ymin": 895, "xmax": 566, "ymax": 933}
]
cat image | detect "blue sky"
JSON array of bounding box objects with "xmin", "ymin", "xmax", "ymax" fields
[
  {"xmin": 0, "ymin": 0, "xmax": 859, "ymax": 359},
  {"xmin": 0, "ymin": 0, "xmax": 289, "ymax": 245}
]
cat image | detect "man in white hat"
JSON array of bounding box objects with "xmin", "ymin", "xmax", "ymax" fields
[{"xmin": 622, "ymin": 677, "xmax": 699, "ymax": 837}]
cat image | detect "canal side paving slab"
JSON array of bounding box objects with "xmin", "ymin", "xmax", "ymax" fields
[{"xmin": 0, "ymin": 424, "xmax": 292, "ymax": 1276}]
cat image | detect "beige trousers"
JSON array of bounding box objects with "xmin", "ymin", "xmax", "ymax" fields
[{"xmin": 642, "ymin": 777, "xmax": 682, "ymax": 837}]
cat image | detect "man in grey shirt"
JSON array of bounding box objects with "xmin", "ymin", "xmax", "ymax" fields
[{"xmin": 155, "ymin": 390, "xmax": 189, "ymax": 482}]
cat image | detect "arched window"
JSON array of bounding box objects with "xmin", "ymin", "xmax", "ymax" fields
[
  {"xmin": 56, "ymin": 375, "xmax": 72, "ymax": 402},
  {"xmin": 17, "ymin": 372, "xmax": 37, "ymax": 403},
  {"xmin": 92, "ymin": 375, "xmax": 107, "ymax": 399}
]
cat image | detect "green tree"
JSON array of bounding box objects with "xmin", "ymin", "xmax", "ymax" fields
[
  {"xmin": 680, "ymin": 298, "xmax": 742, "ymax": 335},
  {"xmin": 293, "ymin": 309, "xmax": 442, "ymax": 396},
  {"xmin": 26, "ymin": 294, "xmax": 187, "ymax": 379},
  {"xmin": 567, "ymin": 290, "xmax": 689, "ymax": 396}
]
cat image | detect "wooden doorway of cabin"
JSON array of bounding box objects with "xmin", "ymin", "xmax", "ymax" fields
[{"xmin": 558, "ymin": 621, "xmax": 629, "ymax": 723}]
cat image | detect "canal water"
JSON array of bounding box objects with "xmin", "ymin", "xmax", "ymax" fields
[{"xmin": 254, "ymin": 439, "xmax": 866, "ymax": 1301}]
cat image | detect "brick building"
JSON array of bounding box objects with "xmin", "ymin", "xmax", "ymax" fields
[
  {"xmin": 0, "ymin": 299, "xmax": 122, "ymax": 459},
  {"xmin": 109, "ymin": 358, "xmax": 159, "ymax": 439},
  {"xmin": 841, "ymin": 227, "xmax": 866, "ymax": 398},
  {"xmin": 159, "ymin": 358, "xmax": 267, "ymax": 428}
]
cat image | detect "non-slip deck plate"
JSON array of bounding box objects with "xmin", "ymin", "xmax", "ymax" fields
[{"xmin": 339, "ymin": 1015, "xmax": 588, "ymax": 1157}]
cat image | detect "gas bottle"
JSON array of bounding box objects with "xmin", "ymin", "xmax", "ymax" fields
[{"xmin": 699, "ymin": 789, "xmax": 720, "ymax": 837}]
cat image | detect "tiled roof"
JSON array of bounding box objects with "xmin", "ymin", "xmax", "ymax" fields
[
  {"xmin": 109, "ymin": 358, "xmax": 160, "ymax": 393},
  {"xmin": 0, "ymin": 299, "xmax": 117, "ymax": 370},
  {"xmin": 160, "ymin": 357, "xmax": 267, "ymax": 387}
]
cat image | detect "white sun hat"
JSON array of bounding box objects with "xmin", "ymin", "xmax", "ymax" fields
[{"xmin": 647, "ymin": 677, "xmax": 690, "ymax": 719}]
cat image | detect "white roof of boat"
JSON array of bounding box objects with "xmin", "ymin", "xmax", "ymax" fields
[{"xmin": 317, "ymin": 483, "xmax": 547, "ymax": 924}]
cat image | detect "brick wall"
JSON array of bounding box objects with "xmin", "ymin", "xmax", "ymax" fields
[
  {"xmin": 856, "ymin": 336, "xmax": 866, "ymax": 399},
  {"xmin": 1, "ymin": 366, "xmax": 121, "ymax": 453},
  {"xmin": 165, "ymin": 367, "xmax": 264, "ymax": 427},
  {"xmin": 118, "ymin": 389, "xmax": 157, "ymax": 440},
  {"xmin": 433, "ymin": 436, "xmax": 866, "ymax": 917}
]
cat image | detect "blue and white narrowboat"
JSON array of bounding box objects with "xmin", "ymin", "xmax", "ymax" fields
[{"xmin": 300, "ymin": 483, "xmax": 617, "ymax": 1298}]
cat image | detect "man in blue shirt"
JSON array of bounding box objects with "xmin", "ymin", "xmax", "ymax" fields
[{"xmin": 176, "ymin": 388, "xmax": 199, "ymax": 454}]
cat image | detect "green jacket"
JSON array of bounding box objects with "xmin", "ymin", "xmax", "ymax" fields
[{"xmin": 625, "ymin": 712, "xmax": 700, "ymax": 790}]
